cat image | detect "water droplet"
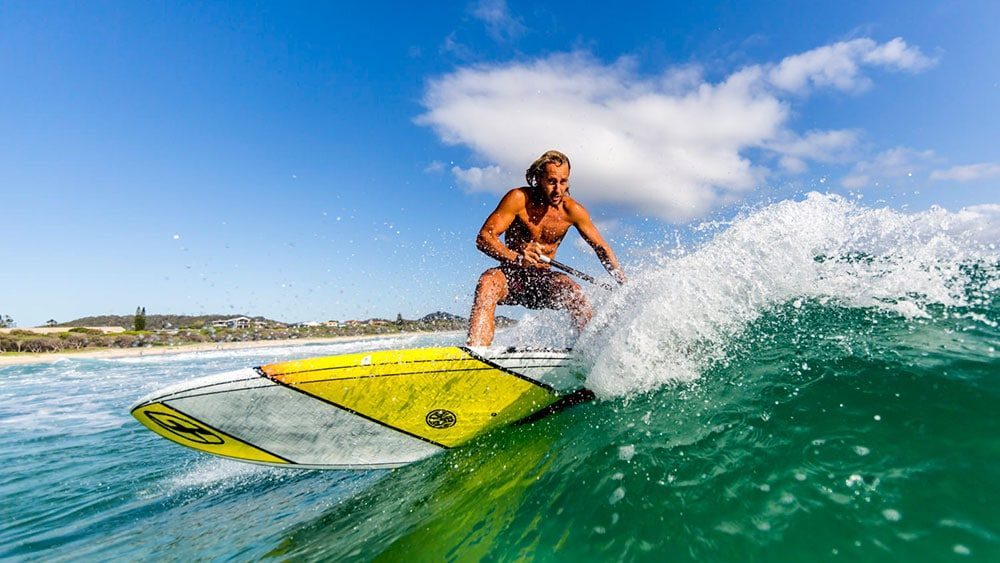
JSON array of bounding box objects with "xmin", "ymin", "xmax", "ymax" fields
[{"xmin": 882, "ymin": 509, "xmax": 901, "ymax": 522}]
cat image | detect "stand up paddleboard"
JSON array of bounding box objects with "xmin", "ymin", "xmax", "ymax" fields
[{"xmin": 131, "ymin": 346, "xmax": 591, "ymax": 469}]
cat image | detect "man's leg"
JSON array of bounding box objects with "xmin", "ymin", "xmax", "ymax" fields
[
  {"xmin": 467, "ymin": 268, "xmax": 509, "ymax": 346},
  {"xmin": 550, "ymin": 274, "xmax": 592, "ymax": 330}
]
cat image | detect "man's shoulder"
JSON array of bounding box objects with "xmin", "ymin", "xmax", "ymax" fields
[
  {"xmin": 562, "ymin": 197, "xmax": 591, "ymax": 221},
  {"xmin": 503, "ymin": 186, "xmax": 531, "ymax": 199},
  {"xmin": 498, "ymin": 187, "xmax": 531, "ymax": 208}
]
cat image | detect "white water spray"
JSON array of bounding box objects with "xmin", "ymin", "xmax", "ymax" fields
[{"xmin": 577, "ymin": 193, "xmax": 999, "ymax": 397}]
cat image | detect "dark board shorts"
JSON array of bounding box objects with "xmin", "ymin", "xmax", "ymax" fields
[{"xmin": 496, "ymin": 266, "xmax": 571, "ymax": 310}]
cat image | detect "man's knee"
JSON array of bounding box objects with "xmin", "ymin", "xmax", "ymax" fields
[
  {"xmin": 552, "ymin": 274, "xmax": 583, "ymax": 297},
  {"xmin": 548, "ymin": 275, "xmax": 587, "ymax": 309},
  {"xmin": 475, "ymin": 269, "xmax": 508, "ymax": 302}
]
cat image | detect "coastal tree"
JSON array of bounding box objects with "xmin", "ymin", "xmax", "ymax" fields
[
  {"xmin": 0, "ymin": 314, "xmax": 13, "ymax": 328},
  {"xmin": 61, "ymin": 332, "xmax": 89, "ymax": 349},
  {"xmin": 45, "ymin": 319, "xmax": 57, "ymax": 327},
  {"xmin": 133, "ymin": 307, "xmax": 147, "ymax": 331}
]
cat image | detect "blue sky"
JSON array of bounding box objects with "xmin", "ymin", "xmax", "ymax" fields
[{"xmin": 1, "ymin": 1, "xmax": 997, "ymax": 327}]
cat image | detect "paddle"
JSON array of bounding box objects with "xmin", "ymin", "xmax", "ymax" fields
[{"xmin": 538, "ymin": 256, "xmax": 618, "ymax": 291}]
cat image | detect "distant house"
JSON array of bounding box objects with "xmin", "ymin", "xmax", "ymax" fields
[
  {"xmin": 211, "ymin": 316, "xmax": 252, "ymax": 329},
  {"xmin": 323, "ymin": 320, "xmax": 344, "ymax": 328}
]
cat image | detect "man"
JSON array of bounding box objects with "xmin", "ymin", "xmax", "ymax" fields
[{"xmin": 467, "ymin": 150, "xmax": 626, "ymax": 346}]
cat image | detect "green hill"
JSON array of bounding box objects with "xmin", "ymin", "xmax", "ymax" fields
[{"xmin": 57, "ymin": 314, "xmax": 280, "ymax": 330}]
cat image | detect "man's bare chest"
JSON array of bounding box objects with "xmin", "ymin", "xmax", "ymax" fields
[{"xmin": 510, "ymin": 209, "xmax": 572, "ymax": 244}]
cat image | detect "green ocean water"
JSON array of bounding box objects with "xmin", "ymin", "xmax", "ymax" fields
[
  {"xmin": 270, "ymin": 299, "xmax": 999, "ymax": 561},
  {"xmin": 2, "ymin": 195, "xmax": 998, "ymax": 560}
]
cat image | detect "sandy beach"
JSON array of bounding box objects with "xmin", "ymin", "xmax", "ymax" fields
[{"xmin": 0, "ymin": 331, "xmax": 460, "ymax": 367}]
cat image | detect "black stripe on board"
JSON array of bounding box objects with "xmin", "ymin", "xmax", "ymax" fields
[
  {"xmin": 134, "ymin": 373, "xmax": 265, "ymax": 408},
  {"xmin": 260, "ymin": 349, "xmax": 573, "ymax": 378},
  {"xmin": 257, "ymin": 371, "xmax": 451, "ymax": 450},
  {"xmin": 512, "ymin": 388, "xmax": 597, "ymax": 426},
  {"xmin": 144, "ymin": 383, "xmax": 278, "ymax": 403},
  {"xmin": 460, "ymin": 347, "xmax": 559, "ymax": 393},
  {"xmin": 261, "ymin": 356, "xmax": 450, "ymax": 377},
  {"xmin": 148, "ymin": 402, "xmax": 296, "ymax": 464},
  {"xmin": 258, "ymin": 364, "xmax": 570, "ymax": 386}
]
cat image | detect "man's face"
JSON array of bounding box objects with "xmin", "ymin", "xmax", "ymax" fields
[{"xmin": 539, "ymin": 162, "xmax": 570, "ymax": 206}]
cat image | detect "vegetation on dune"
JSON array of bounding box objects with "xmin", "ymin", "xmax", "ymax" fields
[{"xmin": 0, "ymin": 312, "xmax": 516, "ymax": 355}]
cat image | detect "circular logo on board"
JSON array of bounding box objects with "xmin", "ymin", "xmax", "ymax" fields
[
  {"xmin": 425, "ymin": 409, "xmax": 457, "ymax": 429},
  {"xmin": 146, "ymin": 410, "xmax": 225, "ymax": 445}
]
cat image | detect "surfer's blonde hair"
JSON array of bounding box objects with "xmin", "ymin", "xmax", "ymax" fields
[{"xmin": 526, "ymin": 150, "xmax": 571, "ymax": 187}]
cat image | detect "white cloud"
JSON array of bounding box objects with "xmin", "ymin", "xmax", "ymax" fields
[
  {"xmin": 423, "ymin": 160, "xmax": 445, "ymax": 173},
  {"xmin": 770, "ymin": 129, "xmax": 860, "ymax": 160},
  {"xmin": 451, "ymin": 164, "xmax": 506, "ymax": 190},
  {"xmin": 768, "ymin": 37, "xmax": 935, "ymax": 94},
  {"xmin": 471, "ymin": 0, "xmax": 525, "ymax": 42},
  {"xmin": 863, "ymin": 37, "xmax": 937, "ymax": 71},
  {"xmin": 441, "ymin": 32, "xmax": 474, "ymax": 60},
  {"xmin": 779, "ymin": 156, "xmax": 809, "ymax": 174},
  {"xmin": 767, "ymin": 129, "xmax": 860, "ymax": 172},
  {"xmin": 841, "ymin": 147, "xmax": 936, "ymax": 189},
  {"xmin": 418, "ymin": 38, "xmax": 934, "ymax": 221},
  {"xmin": 841, "ymin": 173, "xmax": 872, "ymax": 190},
  {"xmin": 930, "ymin": 163, "xmax": 1000, "ymax": 182}
]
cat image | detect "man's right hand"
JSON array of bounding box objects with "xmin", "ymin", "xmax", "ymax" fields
[{"xmin": 520, "ymin": 243, "xmax": 549, "ymax": 269}]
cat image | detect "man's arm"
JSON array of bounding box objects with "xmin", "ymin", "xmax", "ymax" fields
[
  {"xmin": 568, "ymin": 201, "xmax": 626, "ymax": 284},
  {"xmin": 476, "ymin": 189, "xmax": 526, "ymax": 265}
]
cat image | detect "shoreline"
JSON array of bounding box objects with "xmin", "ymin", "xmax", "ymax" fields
[{"xmin": 0, "ymin": 331, "xmax": 463, "ymax": 367}]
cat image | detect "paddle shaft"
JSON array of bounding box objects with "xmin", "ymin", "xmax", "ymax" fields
[{"xmin": 539, "ymin": 256, "xmax": 616, "ymax": 291}]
